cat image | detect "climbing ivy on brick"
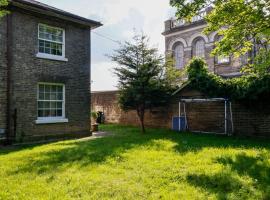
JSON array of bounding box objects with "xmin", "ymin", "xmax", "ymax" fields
[{"xmin": 187, "ymin": 58, "xmax": 270, "ymax": 102}]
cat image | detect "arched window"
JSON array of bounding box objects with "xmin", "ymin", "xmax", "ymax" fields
[
  {"xmin": 173, "ymin": 43, "xmax": 184, "ymax": 69},
  {"xmin": 193, "ymin": 38, "xmax": 205, "ymax": 58}
]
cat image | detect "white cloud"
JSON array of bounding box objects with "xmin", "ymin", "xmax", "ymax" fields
[
  {"xmin": 91, "ymin": 61, "xmax": 118, "ymax": 91},
  {"xmin": 39, "ymin": 0, "xmax": 176, "ymax": 91}
]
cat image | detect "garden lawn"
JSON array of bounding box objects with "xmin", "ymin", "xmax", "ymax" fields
[{"xmin": 0, "ymin": 125, "xmax": 270, "ymax": 200}]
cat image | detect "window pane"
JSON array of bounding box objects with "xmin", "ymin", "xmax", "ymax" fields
[
  {"xmin": 45, "ymin": 93, "xmax": 50, "ymax": 100},
  {"xmin": 57, "ymin": 93, "xmax": 63, "ymax": 100},
  {"xmin": 52, "ymin": 85, "xmax": 57, "ymax": 92},
  {"xmin": 218, "ymin": 56, "xmax": 230, "ymax": 64},
  {"xmin": 57, "ymin": 109, "xmax": 63, "ymax": 117},
  {"xmin": 38, "ymin": 24, "xmax": 64, "ymax": 56},
  {"xmin": 37, "ymin": 84, "xmax": 64, "ymax": 119},
  {"xmin": 45, "ymin": 41, "xmax": 51, "ymax": 48},
  {"xmin": 194, "ymin": 39, "xmax": 205, "ymax": 58},
  {"xmin": 44, "ymin": 110, "xmax": 50, "ymax": 117},
  {"xmin": 50, "ymin": 102, "xmax": 57, "ymax": 109},
  {"xmin": 39, "ymin": 25, "xmax": 45, "ymax": 33},
  {"xmin": 50, "ymin": 109, "xmax": 57, "ymax": 117},
  {"xmin": 39, "ymin": 41, "xmax": 63, "ymax": 56},
  {"xmin": 56, "ymin": 48, "xmax": 62, "ymax": 56},
  {"xmin": 173, "ymin": 44, "xmax": 184, "ymax": 69},
  {"xmin": 38, "ymin": 110, "xmax": 44, "ymax": 117},
  {"xmin": 44, "ymin": 102, "xmax": 50, "ymax": 109},
  {"xmin": 39, "ymin": 24, "xmax": 63, "ymax": 43},
  {"xmin": 57, "ymin": 86, "xmax": 63, "ymax": 92},
  {"xmin": 44, "ymin": 85, "xmax": 50, "ymax": 93},
  {"xmin": 39, "ymin": 40, "xmax": 45, "ymax": 48},
  {"xmin": 39, "ymin": 92, "xmax": 44, "ymax": 100},
  {"xmin": 51, "ymin": 93, "xmax": 57, "ymax": 100},
  {"xmin": 39, "ymin": 40, "xmax": 45, "ymax": 53},
  {"xmin": 38, "ymin": 102, "xmax": 44, "ymax": 109},
  {"xmin": 57, "ymin": 102, "xmax": 63, "ymax": 109},
  {"xmin": 38, "ymin": 85, "xmax": 45, "ymax": 100}
]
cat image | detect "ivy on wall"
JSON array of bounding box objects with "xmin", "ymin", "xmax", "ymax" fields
[{"xmin": 186, "ymin": 58, "xmax": 270, "ymax": 102}]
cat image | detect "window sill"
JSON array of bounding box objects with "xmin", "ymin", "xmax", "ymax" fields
[
  {"xmin": 36, "ymin": 53, "xmax": 68, "ymax": 62},
  {"xmin": 35, "ymin": 118, "xmax": 69, "ymax": 124},
  {"xmin": 216, "ymin": 62, "xmax": 231, "ymax": 65}
]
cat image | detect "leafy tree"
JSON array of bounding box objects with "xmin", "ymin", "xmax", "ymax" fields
[
  {"xmin": 0, "ymin": 0, "xmax": 8, "ymax": 18},
  {"xmin": 111, "ymin": 34, "xmax": 178, "ymax": 133},
  {"xmin": 170, "ymin": 0, "xmax": 270, "ymax": 73}
]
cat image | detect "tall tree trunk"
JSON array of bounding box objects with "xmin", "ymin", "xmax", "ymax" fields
[{"xmin": 137, "ymin": 107, "xmax": 145, "ymax": 133}]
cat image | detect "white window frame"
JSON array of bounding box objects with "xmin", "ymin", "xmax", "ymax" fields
[
  {"xmin": 35, "ymin": 82, "xmax": 68, "ymax": 124},
  {"xmin": 36, "ymin": 24, "xmax": 68, "ymax": 62}
]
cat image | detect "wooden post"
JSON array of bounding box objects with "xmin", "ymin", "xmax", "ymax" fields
[
  {"xmin": 225, "ymin": 100, "xmax": 227, "ymax": 135},
  {"xmin": 229, "ymin": 102, "xmax": 234, "ymax": 135},
  {"xmin": 179, "ymin": 101, "xmax": 181, "ymax": 131}
]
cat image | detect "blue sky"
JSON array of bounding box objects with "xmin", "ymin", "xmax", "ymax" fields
[{"xmin": 40, "ymin": 0, "xmax": 175, "ymax": 91}]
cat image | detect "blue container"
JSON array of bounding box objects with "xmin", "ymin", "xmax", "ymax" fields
[{"xmin": 172, "ymin": 116, "xmax": 187, "ymax": 131}]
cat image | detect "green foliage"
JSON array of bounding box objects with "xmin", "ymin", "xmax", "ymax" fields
[
  {"xmin": 0, "ymin": 0, "xmax": 8, "ymax": 18},
  {"xmin": 252, "ymin": 49, "xmax": 270, "ymax": 75},
  {"xmin": 0, "ymin": 124, "xmax": 269, "ymax": 199},
  {"xmin": 170, "ymin": 0, "xmax": 270, "ymax": 72},
  {"xmin": 187, "ymin": 58, "xmax": 270, "ymax": 102},
  {"xmin": 91, "ymin": 111, "xmax": 98, "ymax": 121},
  {"xmin": 165, "ymin": 54, "xmax": 188, "ymax": 87},
  {"xmin": 111, "ymin": 33, "xmax": 177, "ymax": 132}
]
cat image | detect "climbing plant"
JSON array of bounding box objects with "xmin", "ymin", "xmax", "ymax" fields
[
  {"xmin": 0, "ymin": 0, "xmax": 8, "ymax": 18},
  {"xmin": 187, "ymin": 58, "xmax": 270, "ymax": 102}
]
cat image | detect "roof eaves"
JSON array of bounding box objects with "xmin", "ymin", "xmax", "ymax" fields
[
  {"xmin": 172, "ymin": 81, "xmax": 191, "ymax": 96},
  {"xmin": 10, "ymin": 0, "xmax": 103, "ymax": 28}
]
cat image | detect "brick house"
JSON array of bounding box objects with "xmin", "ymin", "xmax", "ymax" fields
[
  {"xmin": 0, "ymin": 0, "xmax": 102, "ymax": 143},
  {"xmin": 91, "ymin": 11, "xmax": 270, "ymax": 137}
]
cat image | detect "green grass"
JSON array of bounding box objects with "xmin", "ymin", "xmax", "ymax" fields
[{"xmin": 0, "ymin": 125, "xmax": 270, "ymax": 200}]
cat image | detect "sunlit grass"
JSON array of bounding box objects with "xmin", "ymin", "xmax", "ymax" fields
[{"xmin": 0, "ymin": 124, "xmax": 269, "ymax": 199}]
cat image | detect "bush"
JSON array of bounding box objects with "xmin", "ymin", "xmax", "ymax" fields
[{"xmin": 91, "ymin": 111, "xmax": 98, "ymax": 122}]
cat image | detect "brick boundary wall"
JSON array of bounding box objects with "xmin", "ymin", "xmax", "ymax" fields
[{"xmin": 91, "ymin": 90, "xmax": 270, "ymax": 138}]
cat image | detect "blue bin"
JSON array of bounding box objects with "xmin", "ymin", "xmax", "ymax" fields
[{"xmin": 172, "ymin": 116, "xmax": 187, "ymax": 131}]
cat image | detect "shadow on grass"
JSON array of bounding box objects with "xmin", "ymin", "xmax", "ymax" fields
[
  {"xmin": 186, "ymin": 152, "xmax": 270, "ymax": 200},
  {"xmin": 216, "ymin": 152, "xmax": 270, "ymax": 198},
  {"xmin": 4, "ymin": 125, "xmax": 270, "ymax": 181},
  {"xmin": 8, "ymin": 126, "xmax": 162, "ymax": 174},
  {"xmin": 186, "ymin": 172, "xmax": 247, "ymax": 199}
]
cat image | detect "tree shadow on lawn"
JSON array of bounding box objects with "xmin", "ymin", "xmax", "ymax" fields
[
  {"xmin": 186, "ymin": 172, "xmax": 247, "ymax": 200},
  {"xmin": 8, "ymin": 130, "xmax": 163, "ymax": 175},
  {"xmin": 6, "ymin": 125, "xmax": 270, "ymax": 178},
  {"xmin": 217, "ymin": 152, "xmax": 270, "ymax": 198},
  {"xmin": 171, "ymin": 132, "xmax": 270, "ymax": 154},
  {"xmin": 186, "ymin": 152, "xmax": 270, "ymax": 200},
  {"xmin": 104, "ymin": 125, "xmax": 270, "ymax": 154}
]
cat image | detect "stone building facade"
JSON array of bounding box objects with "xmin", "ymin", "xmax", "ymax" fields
[
  {"xmin": 162, "ymin": 11, "xmax": 246, "ymax": 77},
  {"xmin": 0, "ymin": 0, "xmax": 102, "ymax": 143}
]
